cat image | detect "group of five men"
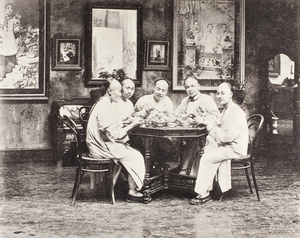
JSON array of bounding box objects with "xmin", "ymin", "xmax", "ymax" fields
[{"xmin": 86, "ymin": 76, "xmax": 248, "ymax": 205}]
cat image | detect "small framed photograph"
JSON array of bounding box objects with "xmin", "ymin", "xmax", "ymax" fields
[
  {"xmin": 52, "ymin": 36, "xmax": 82, "ymax": 71},
  {"xmin": 145, "ymin": 40, "xmax": 170, "ymax": 70}
]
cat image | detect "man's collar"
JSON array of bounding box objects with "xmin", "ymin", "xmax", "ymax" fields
[
  {"xmin": 188, "ymin": 92, "xmax": 201, "ymax": 102},
  {"xmin": 153, "ymin": 94, "xmax": 160, "ymax": 103}
]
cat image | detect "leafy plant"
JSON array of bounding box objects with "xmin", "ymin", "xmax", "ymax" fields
[{"xmin": 186, "ymin": 30, "xmax": 195, "ymax": 39}]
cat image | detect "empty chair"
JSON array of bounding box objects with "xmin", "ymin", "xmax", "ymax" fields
[{"xmin": 59, "ymin": 115, "xmax": 121, "ymax": 206}]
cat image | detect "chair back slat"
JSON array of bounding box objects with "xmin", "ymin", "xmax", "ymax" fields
[
  {"xmin": 247, "ymin": 114, "xmax": 264, "ymax": 155},
  {"xmin": 79, "ymin": 106, "xmax": 92, "ymax": 129}
]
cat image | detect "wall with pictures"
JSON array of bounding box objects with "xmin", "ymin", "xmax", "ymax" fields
[{"xmin": 0, "ymin": 0, "xmax": 298, "ymax": 153}]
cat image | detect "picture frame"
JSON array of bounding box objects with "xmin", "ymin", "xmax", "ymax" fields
[
  {"xmin": 144, "ymin": 40, "xmax": 170, "ymax": 71},
  {"xmin": 85, "ymin": 4, "xmax": 142, "ymax": 86},
  {"xmin": 52, "ymin": 37, "xmax": 82, "ymax": 71},
  {"xmin": 0, "ymin": 0, "xmax": 49, "ymax": 101},
  {"xmin": 172, "ymin": 0, "xmax": 245, "ymax": 91}
]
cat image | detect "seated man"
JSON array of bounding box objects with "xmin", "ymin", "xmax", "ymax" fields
[
  {"xmin": 113, "ymin": 78, "xmax": 135, "ymax": 122},
  {"xmin": 86, "ymin": 78, "xmax": 146, "ymax": 203},
  {"xmin": 190, "ymin": 82, "xmax": 248, "ymax": 205},
  {"xmin": 133, "ymin": 78, "xmax": 176, "ymax": 168},
  {"xmin": 134, "ymin": 78, "xmax": 174, "ymax": 119},
  {"xmin": 174, "ymin": 76, "xmax": 220, "ymax": 175}
]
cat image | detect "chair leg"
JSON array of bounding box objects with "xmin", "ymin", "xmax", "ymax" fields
[
  {"xmin": 244, "ymin": 168, "xmax": 253, "ymax": 194},
  {"xmin": 251, "ymin": 164, "xmax": 260, "ymax": 201},
  {"xmin": 71, "ymin": 170, "xmax": 84, "ymax": 206},
  {"xmin": 109, "ymin": 162, "xmax": 114, "ymax": 204},
  {"xmin": 113, "ymin": 164, "xmax": 122, "ymax": 186},
  {"xmin": 71, "ymin": 167, "xmax": 79, "ymax": 198},
  {"xmin": 111, "ymin": 163, "xmax": 122, "ymax": 204}
]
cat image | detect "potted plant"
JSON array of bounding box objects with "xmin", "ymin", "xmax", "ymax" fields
[{"xmin": 185, "ymin": 30, "xmax": 195, "ymax": 45}]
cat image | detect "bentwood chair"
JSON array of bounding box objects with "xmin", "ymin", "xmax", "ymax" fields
[
  {"xmin": 229, "ymin": 114, "xmax": 264, "ymax": 201},
  {"xmin": 59, "ymin": 115, "xmax": 121, "ymax": 206},
  {"xmin": 79, "ymin": 106, "xmax": 92, "ymax": 131},
  {"xmin": 79, "ymin": 106, "xmax": 92, "ymax": 153}
]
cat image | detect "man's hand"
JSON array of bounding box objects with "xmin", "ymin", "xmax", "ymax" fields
[
  {"xmin": 193, "ymin": 116, "xmax": 214, "ymax": 131},
  {"xmin": 130, "ymin": 117, "xmax": 142, "ymax": 128},
  {"xmin": 193, "ymin": 116, "xmax": 205, "ymax": 125}
]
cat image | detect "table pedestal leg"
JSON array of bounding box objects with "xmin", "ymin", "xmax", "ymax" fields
[
  {"xmin": 163, "ymin": 162, "xmax": 170, "ymax": 189},
  {"xmin": 143, "ymin": 137, "xmax": 152, "ymax": 204}
]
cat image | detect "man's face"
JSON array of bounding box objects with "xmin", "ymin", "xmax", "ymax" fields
[
  {"xmin": 5, "ymin": 4, "xmax": 13, "ymax": 15},
  {"xmin": 184, "ymin": 77, "xmax": 200, "ymax": 98},
  {"xmin": 154, "ymin": 80, "xmax": 168, "ymax": 102},
  {"xmin": 207, "ymin": 24, "xmax": 213, "ymax": 32},
  {"xmin": 217, "ymin": 83, "xmax": 232, "ymax": 105},
  {"xmin": 107, "ymin": 54, "xmax": 113, "ymax": 64},
  {"xmin": 221, "ymin": 24, "xmax": 227, "ymax": 33},
  {"xmin": 194, "ymin": 21, "xmax": 199, "ymax": 31},
  {"xmin": 122, "ymin": 79, "xmax": 135, "ymax": 100}
]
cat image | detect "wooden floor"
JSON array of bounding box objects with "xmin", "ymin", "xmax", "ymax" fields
[{"xmin": 0, "ymin": 140, "xmax": 299, "ymax": 238}]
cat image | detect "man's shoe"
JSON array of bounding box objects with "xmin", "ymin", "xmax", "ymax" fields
[
  {"xmin": 126, "ymin": 194, "xmax": 144, "ymax": 203},
  {"xmin": 190, "ymin": 195, "xmax": 212, "ymax": 205}
]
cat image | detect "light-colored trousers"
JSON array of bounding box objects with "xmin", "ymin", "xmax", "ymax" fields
[
  {"xmin": 90, "ymin": 144, "xmax": 145, "ymax": 190},
  {"xmin": 194, "ymin": 145, "xmax": 242, "ymax": 196},
  {"xmin": 116, "ymin": 147, "xmax": 145, "ymax": 190}
]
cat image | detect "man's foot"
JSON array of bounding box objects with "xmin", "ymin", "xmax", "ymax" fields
[
  {"xmin": 190, "ymin": 195, "xmax": 212, "ymax": 205},
  {"xmin": 126, "ymin": 194, "xmax": 144, "ymax": 203},
  {"xmin": 128, "ymin": 190, "xmax": 143, "ymax": 197},
  {"xmin": 178, "ymin": 168, "xmax": 189, "ymax": 175}
]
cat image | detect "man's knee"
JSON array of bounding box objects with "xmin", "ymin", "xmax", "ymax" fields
[{"xmin": 200, "ymin": 150, "xmax": 220, "ymax": 164}]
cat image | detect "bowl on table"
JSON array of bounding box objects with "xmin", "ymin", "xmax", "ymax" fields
[
  {"xmin": 180, "ymin": 121, "xmax": 189, "ymax": 127},
  {"xmin": 152, "ymin": 121, "xmax": 166, "ymax": 127},
  {"xmin": 167, "ymin": 122, "xmax": 177, "ymax": 128}
]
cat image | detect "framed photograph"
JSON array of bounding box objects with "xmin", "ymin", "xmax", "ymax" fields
[
  {"xmin": 172, "ymin": 0, "xmax": 245, "ymax": 91},
  {"xmin": 52, "ymin": 37, "xmax": 82, "ymax": 71},
  {"xmin": 145, "ymin": 40, "xmax": 170, "ymax": 70},
  {"xmin": 0, "ymin": 0, "xmax": 49, "ymax": 101},
  {"xmin": 86, "ymin": 4, "xmax": 142, "ymax": 86}
]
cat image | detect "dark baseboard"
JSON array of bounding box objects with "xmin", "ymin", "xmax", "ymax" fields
[{"xmin": 0, "ymin": 148, "xmax": 55, "ymax": 165}]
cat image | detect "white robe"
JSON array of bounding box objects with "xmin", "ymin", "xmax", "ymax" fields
[
  {"xmin": 194, "ymin": 102, "xmax": 248, "ymax": 195},
  {"xmin": 175, "ymin": 92, "xmax": 221, "ymax": 176},
  {"xmin": 86, "ymin": 97, "xmax": 145, "ymax": 189},
  {"xmin": 134, "ymin": 94, "xmax": 174, "ymax": 117},
  {"xmin": 113, "ymin": 98, "xmax": 134, "ymax": 121}
]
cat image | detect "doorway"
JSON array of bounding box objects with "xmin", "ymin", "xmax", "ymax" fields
[{"xmin": 267, "ymin": 54, "xmax": 295, "ymax": 138}]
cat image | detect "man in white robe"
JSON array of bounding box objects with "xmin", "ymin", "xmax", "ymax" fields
[
  {"xmin": 86, "ymin": 79, "xmax": 145, "ymax": 202},
  {"xmin": 191, "ymin": 82, "xmax": 248, "ymax": 205},
  {"xmin": 134, "ymin": 78, "xmax": 174, "ymax": 119},
  {"xmin": 175, "ymin": 76, "xmax": 221, "ymax": 175},
  {"xmin": 113, "ymin": 78, "xmax": 135, "ymax": 122},
  {"xmin": 133, "ymin": 78, "xmax": 175, "ymax": 169}
]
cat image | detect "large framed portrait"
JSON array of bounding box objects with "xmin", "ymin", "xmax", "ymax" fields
[
  {"xmin": 172, "ymin": 0, "xmax": 245, "ymax": 91},
  {"xmin": 85, "ymin": 4, "xmax": 142, "ymax": 86},
  {"xmin": 52, "ymin": 36, "xmax": 82, "ymax": 71},
  {"xmin": 0, "ymin": 0, "xmax": 49, "ymax": 101}
]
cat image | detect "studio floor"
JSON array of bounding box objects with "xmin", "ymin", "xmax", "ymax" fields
[{"xmin": 0, "ymin": 141, "xmax": 299, "ymax": 238}]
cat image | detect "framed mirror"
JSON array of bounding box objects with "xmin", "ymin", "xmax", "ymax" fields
[
  {"xmin": 86, "ymin": 4, "xmax": 142, "ymax": 86},
  {"xmin": 172, "ymin": 0, "xmax": 245, "ymax": 91}
]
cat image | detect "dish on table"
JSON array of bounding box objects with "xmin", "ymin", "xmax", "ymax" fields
[
  {"xmin": 180, "ymin": 122, "xmax": 189, "ymax": 127},
  {"xmin": 152, "ymin": 121, "xmax": 166, "ymax": 127},
  {"xmin": 167, "ymin": 122, "xmax": 177, "ymax": 128}
]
